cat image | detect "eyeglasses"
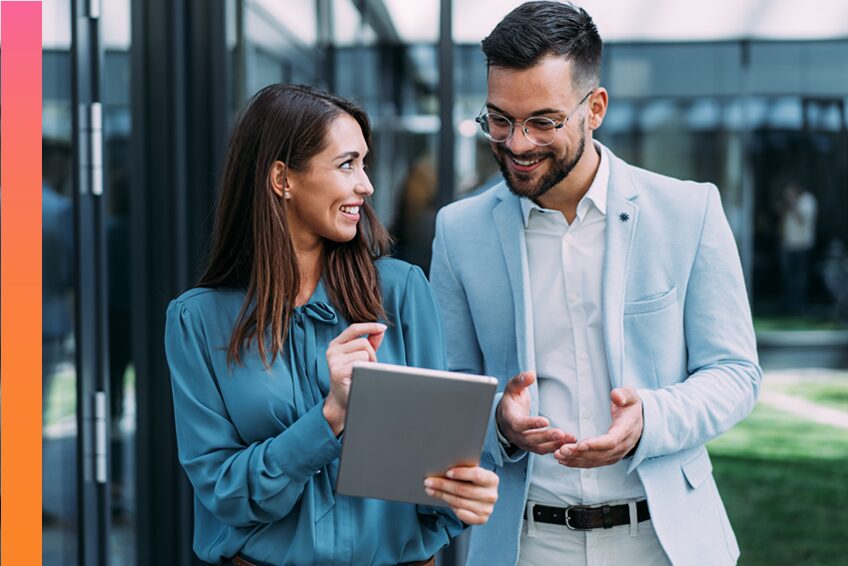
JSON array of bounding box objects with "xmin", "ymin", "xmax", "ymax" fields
[{"xmin": 475, "ymin": 90, "xmax": 594, "ymax": 146}]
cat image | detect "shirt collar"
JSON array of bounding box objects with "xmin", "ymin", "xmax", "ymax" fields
[{"xmin": 520, "ymin": 141, "xmax": 609, "ymax": 227}]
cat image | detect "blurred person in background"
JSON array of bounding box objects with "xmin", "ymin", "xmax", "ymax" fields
[
  {"xmin": 821, "ymin": 238, "xmax": 848, "ymax": 320},
  {"xmin": 164, "ymin": 84, "xmax": 498, "ymax": 566},
  {"xmin": 780, "ymin": 182, "xmax": 818, "ymax": 314},
  {"xmin": 430, "ymin": 2, "xmax": 761, "ymax": 565},
  {"xmin": 391, "ymin": 154, "xmax": 438, "ymax": 271},
  {"xmin": 42, "ymin": 138, "xmax": 74, "ymax": 420}
]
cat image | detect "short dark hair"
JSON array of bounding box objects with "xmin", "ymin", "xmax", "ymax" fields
[{"xmin": 481, "ymin": 1, "xmax": 602, "ymax": 89}]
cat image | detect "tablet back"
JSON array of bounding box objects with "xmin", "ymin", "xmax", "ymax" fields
[{"xmin": 336, "ymin": 362, "xmax": 497, "ymax": 506}]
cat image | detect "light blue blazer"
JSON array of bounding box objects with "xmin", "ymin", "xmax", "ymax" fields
[{"xmin": 430, "ymin": 144, "xmax": 761, "ymax": 566}]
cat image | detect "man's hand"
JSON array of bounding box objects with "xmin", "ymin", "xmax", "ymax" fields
[
  {"xmin": 554, "ymin": 387, "xmax": 643, "ymax": 468},
  {"xmin": 496, "ymin": 371, "xmax": 575, "ymax": 454},
  {"xmin": 424, "ymin": 466, "xmax": 499, "ymax": 525}
]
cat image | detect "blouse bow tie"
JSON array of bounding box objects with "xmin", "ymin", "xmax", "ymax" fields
[
  {"xmin": 289, "ymin": 300, "xmax": 340, "ymax": 520},
  {"xmin": 288, "ymin": 301, "xmax": 339, "ymax": 416},
  {"xmin": 298, "ymin": 301, "xmax": 338, "ymax": 325}
]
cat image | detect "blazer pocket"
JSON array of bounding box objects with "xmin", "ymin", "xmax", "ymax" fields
[
  {"xmin": 681, "ymin": 448, "xmax": 713, "ymax": 489},
  {"xmin": 624, "ymin": 287, "xmax": 677, "ymax": 316}
]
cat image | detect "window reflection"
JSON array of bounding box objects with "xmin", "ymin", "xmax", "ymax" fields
[
  {"xmin": 241, "ymin": 0, "xmax": 442, "ymax": 270},
  {"xmin": 103, "ymin": 0, "xmax": 136, "ymax": 563},
  {"xmin": 455, "ymin": 40, "xmax": 848, "ymax": 331},
  {"xmin": 43, "ymin": 1, "xmax": 77, "ymax": 563}
]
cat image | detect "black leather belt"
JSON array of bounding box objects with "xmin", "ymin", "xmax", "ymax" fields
[{"xmin": 527, "ymin": 500, "xmax": 650, "ymax": 531}]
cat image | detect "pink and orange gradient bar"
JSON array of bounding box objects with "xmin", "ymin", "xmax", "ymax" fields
[{"xmin": 1, "ymin": 1, "xmax": 43, "ymax": 563}]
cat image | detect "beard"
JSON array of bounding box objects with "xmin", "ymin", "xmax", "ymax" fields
[{"xmin": 494, "ymin": 119, "xmax": 586, "ymax": 200}]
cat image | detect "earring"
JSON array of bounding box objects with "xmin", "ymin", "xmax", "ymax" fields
[{"xmin": 284, "ymin": 190, "xmax": 291, "ymax": 200}]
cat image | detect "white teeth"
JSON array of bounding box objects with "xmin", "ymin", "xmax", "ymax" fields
[
  {"xmin": 340, "ymin": 205, "xmax": 360, "ymax": 214},
  {"xmin": 513, "ymin": 157, "xmax": 543, "ymax": 166}
]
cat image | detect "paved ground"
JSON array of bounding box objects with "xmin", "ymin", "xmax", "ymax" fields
[{"xmin": 760, "ymin": 368, "xmax": 848, "ymax": 429}]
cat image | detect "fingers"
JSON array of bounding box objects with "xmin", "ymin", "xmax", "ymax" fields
[
  {"xmin": 557, "ymin": 422, "xmax": 630, "ymax": 456},
  {"xmin": 554, "ymin": 445, "xmax": 629, "ymax": 468},
  {"xmin": 331, "ymin": 322, "xmax": 387, "ymax": 346},
  {"xmin": 424, "ymin": 483, "xmax": 492, "ymax": 515},
  {"xmin": 520, "ymin": 427, "xmax": 575, "ymax": 443},
  {"xmin": 367, "ymin": 329, "xmax": 385, "ymax": 352},
  {"xmin": 507, "ymin": 414, "xmax": 550, "ymax": 432},
  {"xmin": 333, "ymin": 337, "xmax": 377, "ymax": 361},
  {"xmin": 611, "ymin": 387, "xmax": 639, "ymax": 407},
  {"xmin": 518, "ymin": 428, "xmax": 574, "ymax": 454},
  {"xmin": 557, "ymin": 426, "xmax": 621, "ymax": 457},
  {"xmin": 504, "ymin": 371, "xmax": 536, "ymax": 395},
  {"xmin": 531, "ymin": 440, "xmax": 568, "ymax": 455},
  {"xmin": 424, "ymin": 467, "xmax": 498, "ymax": 525},
  {"xmin": 327, "ymin": 350, "xmax": 373, "ymax": 380},
  {"xmin": 554, "ymin": 425, "xmax": 638, "ymax": 467},
  {"xmin": 442, "ymin": 466, "xmax": 499, "ymax": 487},
  {"xmin": 552, "ymin": 389, "xmax": 643, "ymax": 466}
]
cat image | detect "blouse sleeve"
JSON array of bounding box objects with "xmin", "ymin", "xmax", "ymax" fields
[
  {"xmin": 165, "ymin": 299, "xmax": 341, "ymax": 528},
  {"xmin": 398, "ymin": 266, "xmax": 467, "ymax": 534}
]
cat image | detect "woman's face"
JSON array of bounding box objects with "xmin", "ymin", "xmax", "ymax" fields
[{"xmin": 284, "ymin": 113, "xmax": 374, "ymax": 247}]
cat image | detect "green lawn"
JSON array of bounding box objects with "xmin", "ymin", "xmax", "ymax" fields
[
  {"xmin": 770, "ymin": 380, "xmax": 848, "ymax": 413},
  {"xmin": 753, "ymin": 316, "xmax": 848, "ymax": 331},
  {"xmin": 44, "ymin": 365, "xmax": 136, "ymax": 427},
  {"xmin": 44, "ymin": 364, "xmax": 76, "ymax": 426},
  {"xmin": 708, "ymin": 403, "xmax": 848, "ymax": 565}
]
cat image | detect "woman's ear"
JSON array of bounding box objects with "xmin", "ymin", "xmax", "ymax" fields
[{"xmin": 269, "ymin": 160, "xmax": 291, "ymax": 199}]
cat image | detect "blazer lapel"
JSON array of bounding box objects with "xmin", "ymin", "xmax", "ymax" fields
[
  {"xmin": 602, "ymin": 152, "xmax": 639, "ymax": 389},
  {"xmin": 492, "ymin": 188, "xmax": 535, "ymax": 378}
]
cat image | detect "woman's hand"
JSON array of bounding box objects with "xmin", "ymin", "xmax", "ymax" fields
[
  {"xmin": 323, "ymin": 322, "xmax": 386, "ymax": 435},
  {"xmin": 424, "ymin": 466, "xmax": 499, "ymax": 525}
]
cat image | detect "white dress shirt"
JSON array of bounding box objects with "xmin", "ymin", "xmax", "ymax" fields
[{"xmin": 523, "ymin": 143, "xmax": 646, "ymax": 506}]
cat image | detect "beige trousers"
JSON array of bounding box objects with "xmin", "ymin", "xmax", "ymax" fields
[{"xmin": 517, "ymin": 506, "xmax": 673, "ymax": 566}]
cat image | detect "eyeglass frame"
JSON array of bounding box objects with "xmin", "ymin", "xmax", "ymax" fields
[{"xmin": 475, "ymin": 89, "xmax": 595, "ymax": 146}]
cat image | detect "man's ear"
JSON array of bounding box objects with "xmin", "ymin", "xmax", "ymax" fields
[
  {"xmin": 269, "ymin": 160, "xmax": 290, "ymax": 198},
  {"xmin": 587, "ymin": 87, "xmax": 609, "ymax": 131}
]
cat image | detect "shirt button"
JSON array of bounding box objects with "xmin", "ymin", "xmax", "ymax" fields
[
  {"xmin": 579, "ymin": 352, "xmax": 589, "ymax": 360},
  {"xmin": 569, "ymin": 292, "xmax": 579, "ymax": 302},
  {"xmin": 315, "ymin": 470, "xmax": 322, "ymax": 475},
  {"xmin": 581, "ymin": 409, "xmax": 593, "ymax": 420},
  {"xmin": 564, "ymin": 234, "xmax": 573, "ymax": 242}
]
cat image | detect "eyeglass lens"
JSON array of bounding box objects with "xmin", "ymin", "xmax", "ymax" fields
[{"xmin": 482, "ymin": 115, "xmax": 558, "ymax": 145}]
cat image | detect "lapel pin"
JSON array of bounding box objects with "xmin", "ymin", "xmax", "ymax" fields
[{"xmin": 619, "ymin": 212, "xmax": 630, "ymax": 222}]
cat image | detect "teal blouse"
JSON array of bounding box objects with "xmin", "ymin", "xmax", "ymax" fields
[{"xmin": 165, "ymin": 259, "xmax": 463, "ymax": 566}]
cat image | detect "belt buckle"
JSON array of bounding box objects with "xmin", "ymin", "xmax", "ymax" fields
[{"xmin": 564, "ymin": 504, "xmax": 593, "ymax": 531}]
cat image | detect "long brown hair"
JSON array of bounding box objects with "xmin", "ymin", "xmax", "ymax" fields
[{"xmin": 198, "ymin": 84, "xmax": 391, "ymax": 367}]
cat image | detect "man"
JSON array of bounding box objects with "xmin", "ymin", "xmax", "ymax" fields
[
  {"xmin": 429, "ymin": 2, "xmax": 761, "ymax": 565},
  {"xmin": 780, "ymin": 182, "xmax": 817, "ymax": 313}
]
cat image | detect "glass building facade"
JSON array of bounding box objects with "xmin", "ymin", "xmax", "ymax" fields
[{"xmin": 41, "ymin": 1, "xmax": 848, "ymax": 564}]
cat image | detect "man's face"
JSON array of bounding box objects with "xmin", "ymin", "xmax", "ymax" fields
[{"xmin": 486, "ymin": 56, "xmax": 591, "ymax": 200}]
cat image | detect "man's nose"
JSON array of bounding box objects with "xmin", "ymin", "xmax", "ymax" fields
[{"xmin": 505, "ymin": 126, "xmax": 536, "ymax": 155}]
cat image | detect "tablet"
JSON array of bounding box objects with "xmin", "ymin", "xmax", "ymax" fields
[{"xmin": 335, "ymin": 361, "xmax": 498, "ymax": 507}]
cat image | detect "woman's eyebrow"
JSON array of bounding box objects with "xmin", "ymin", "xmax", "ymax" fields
[{"xmin": 334, "ymin": 150, "xmax": 362, "ymax": 160}]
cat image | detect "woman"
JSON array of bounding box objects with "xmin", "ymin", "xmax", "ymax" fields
[{"xmin": 164, "ymin": 84, "xmax": 498, "ymax": 566}]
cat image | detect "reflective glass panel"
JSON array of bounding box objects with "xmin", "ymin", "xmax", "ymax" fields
[{"xmin": 43, "ymin": 0, "xmax": 78, "ymax": 563}]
